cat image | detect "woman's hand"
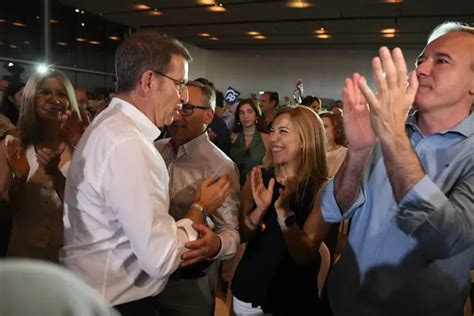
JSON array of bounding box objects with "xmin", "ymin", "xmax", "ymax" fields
[
  {"xmin": 36, "ymin": 142, "xmax": 67, "ymax": 177},
  {"xmin": 250, "ymin": 167, "xmax": 275, "ymax": 213},
  {"xmin": 5, "ymin": 135, "xmax": 29, "ymax": 180},
  {"xmin": 274, "ymin": 177, "xmax": 297, "ymax": 218}
]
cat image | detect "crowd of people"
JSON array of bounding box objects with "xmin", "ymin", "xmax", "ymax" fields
[{"xmin": 0, "ymin": 20, "xmax": 472, "ymax": 316}]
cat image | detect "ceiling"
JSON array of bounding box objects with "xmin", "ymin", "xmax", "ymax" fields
[{"xmin": 57, "ymin": 0, "xmax": 474, "ymax": 51}]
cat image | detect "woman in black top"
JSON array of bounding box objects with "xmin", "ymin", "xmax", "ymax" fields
[{"xmin": 231, "ymin": 106, "xmax": 331, "ymax": 315}]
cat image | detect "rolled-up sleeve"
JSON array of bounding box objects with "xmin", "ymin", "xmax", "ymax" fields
[
  {"xmin": 102, "ymin": 138, "xmax": 197, "ymax": 279},
  {"xmin": 320, "ymin": 178, "xmax": 366, "ymax": 223},
  {"xmin": 398, "ymin": 171, "xmax": 474, "ymax": 259}
]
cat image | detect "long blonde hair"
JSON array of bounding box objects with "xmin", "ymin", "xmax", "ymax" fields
[
  {"xmin": 17, "ymin": 69, "xmax": 80, "ymax": 146},
  {"xmin": 263, "ymin": 106, "xmax": 328, "ymax": 203}
]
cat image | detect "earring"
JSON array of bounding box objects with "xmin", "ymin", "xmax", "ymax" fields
[
  {"xmin": 237, "ymin": 121, "xmax": 241, "ymax": 126},
  {"xmin": 255, "ymin": 119, "xmax": 259, "ymax": 124}
]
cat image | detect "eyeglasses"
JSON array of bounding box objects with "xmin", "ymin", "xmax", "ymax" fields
[
  {"xmin": 179, "ymin": 103, "xmax": 211, "ymax": 116},
  {"xmin": 152, "ymin": 70, "xmax": 187, "ymax": 93}
]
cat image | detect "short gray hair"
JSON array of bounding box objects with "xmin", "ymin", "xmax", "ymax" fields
[
  {"xmin": 427, "ymin": 21, "xmax": 474, "ymax": 44},
  {"xmin": 186, "ymin": 80, "xmax": 216, "ymax": 111}
]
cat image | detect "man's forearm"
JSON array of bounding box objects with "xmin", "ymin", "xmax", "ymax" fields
[
  {"xmin": 379, "ymin": 134, "xmax": 424, "ymax": 203},
  {"xmin": 334, "ymin": 147, "xmax": 373, "ymax": 212}
]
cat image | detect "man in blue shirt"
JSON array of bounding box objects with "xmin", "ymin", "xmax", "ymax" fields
[{"xmin": 320, "ymin": 22, "xmax": 474, "ymax": 315}]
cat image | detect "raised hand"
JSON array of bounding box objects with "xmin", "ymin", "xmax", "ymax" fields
[
  {"xmin": 35, "ymin": 142, "xmax": 67, "ymax": 177},
  {"xmin": 358, "ymin": 47, "xmax": 418, "ymax": 139},
  {"xmin": 61, "ymin": 109, "xmax": 90, "ymax": 148},
  {"xmin": 274, "ymin": 177, "xmax": 297, "ymax": 218},
  {"xmin": 180, "ymin": 223, "xmax": 221, "ymax": 267},
  {"xmin": 342, "ymin": 73, "xmax": 377, "ymax": 151},
  {"xmin": 195, "ymin": 175, "xmax": 231, "ymax": 214},
  {"xmin": 250, "ymin": 167, "xmax": 275, "ymax": 213},
  {"xmin": 5, "ymin": 135, "xmax": 29, "ymax": 180}
]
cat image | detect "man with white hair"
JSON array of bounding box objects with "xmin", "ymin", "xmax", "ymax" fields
[{"xmin": 319, "ymin": 21, "xmax": 474, "ymax": 315}]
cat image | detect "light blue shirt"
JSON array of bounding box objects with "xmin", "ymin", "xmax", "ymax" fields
[{"xmin": 320, "ymin": 112, "xmax": 474, "ymax": 315}]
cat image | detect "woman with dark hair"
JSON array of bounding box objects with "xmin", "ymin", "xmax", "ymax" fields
[
  {"xmin": 318, "ymin": 111, "xmax": 347, "ymax": 177},
  {"xmin": 0, "ymin": 82, "xmax": 25, "ymax": 125},
  {"xmin": 6, "ymin": 69, "xmax": 80, "ymax": 262},
  {"xmin": 301, "ymin": 95, "xmax": 322, "ymax": 113},
  {"xmin": 229, "ymin": 98, "xmax": 269, "ymax": 186}
]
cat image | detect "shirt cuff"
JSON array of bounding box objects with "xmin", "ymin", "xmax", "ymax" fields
[
  {"xmin": 320, "ymin": 178, "xmax": 365, "ymax": 223},
  {"xmin": 209, "ymin": 234, "xmax": 225, "ymax": 260},
  {"xmin": 176, "ymin": 218, "xmax": 198, "ymax": 242},
  {"xmin": 398, "ymin": 175, "xmax": 448, "ymax": 233}
]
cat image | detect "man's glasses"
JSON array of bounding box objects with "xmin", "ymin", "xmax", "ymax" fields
[
  {"xmin": 152, "ymin": 70, "xmax": 187, "ymax": 93},
  {"xmin": 179, "ymin": 103, "xmax": 211, "ymax": 116}
]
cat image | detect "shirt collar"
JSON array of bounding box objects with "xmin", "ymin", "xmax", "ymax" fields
[
  {"xmin": 171, "ymin": 132, "xmax": 209, "ymax": 157},
  {"xmin": 109, "ymin": 97, "xmax": 161, "ymax": 142},
  {"xmin": 406, "ymin": 111, "xmax": 473, "ymax": 138}
]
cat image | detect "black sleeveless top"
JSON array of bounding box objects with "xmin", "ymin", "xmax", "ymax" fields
[{"xmin": 231, "ymin": 169, "xmax": 320, "ymax": 315}]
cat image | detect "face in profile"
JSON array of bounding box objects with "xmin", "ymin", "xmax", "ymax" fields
[
  {"xmin": 35, "ymin": 77, "xmax": 69, "ymax": 121},
  {"xmin": 270, "ymin": 113, "xmax": 300, "ymax": 165},
  {"xmin": 322, "ymin": 116, "xmax": 335, "ymax": 147}
]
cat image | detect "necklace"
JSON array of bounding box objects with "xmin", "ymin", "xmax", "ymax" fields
[{"xmin": 243, "ymin": 130, "xmax": 255, "ymax": 136}]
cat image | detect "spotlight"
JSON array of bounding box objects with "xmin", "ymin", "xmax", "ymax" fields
[{"xmin": 36, "ymin": 64, "xmax": 49, "ymax": 74}]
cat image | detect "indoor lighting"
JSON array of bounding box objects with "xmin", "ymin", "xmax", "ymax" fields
[
  {"xmin": 49, "ymin": 19, "xmax": 59, "ymax": 24},
  {"xmin": 382, "ymin": 33, "xmax": 397, "ymax": 38},
  {"xmin": 8, "ymin": 62, "xmax": 14, "ymax": 67},
  {"xmin": 12, "ymin": 21, "xmax": 27, "ymax": 27},
  {"xmin": 76, "ymin": 37, "xmax": 87, "ymax": 42},
  {"xmin": 314, "ymin": 27, "xmax": 327, "ymax": 34},
  {"xmin": 208, "ymin": 3, "xmax": 226, "ymax": 12},
  {"xmin": 383, "ymin": 0, "xmax": 403, "ymax": 3},
  {"xmin": 197, "ymin": 32, "xmax": 211, "ymax": 37},
  {"xmin": 287, "ymin": 1, "xmax": 312, "ymax": 8},
  {"xmin": 253, "ymin": 35, "xmax": 267, "ymax": 40},
  {"xmin": 57, "ymin": 41, "xmax": 68, "ymax": 46},
  {"xmin": 150, "ymin": 9, "xmax": 162, "ymax": 16},
  {"xmin": 75, "ymin": 8, "xmax": 80, "ymax": 13},
  {"xmin": 209, "ymin": 36, "xmax": 219, "ymax": 41},
  {"xmin": 246, "ymin": 31, "xmax": 260, "ymax": 36},
  {"xmin": 134, "ymin": 3, "xmax": 150, "ymax": 10},
  {"xmin": 89, "ymin": 40, "xmax": 101, "ymax": 45},
  {"xmin": 108, "ymin": 35, "xmax": 120, "ymax": 41},
  {"xmin": 0, "ymin": 18, "xmax": 7, "ymax": 23},
  {"xmin": 315, "ymin": 34, "xmax": 331, "ymax": 39},
  {"xmin": 9, "ymin": 44, "xmax": 17, "ymax": 48},
  {"xmin": 380, "ymin": 28, "xmax": 398, "ymax": 34},
  {"xmin": 37, "ymin": 64, "xmax": 49, "ymax": 74},
  {"xmin": 197, "ymin": 0, "xmax": 215, "ymax": 4}
]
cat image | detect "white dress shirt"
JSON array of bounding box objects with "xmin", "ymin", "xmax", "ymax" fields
[
  {"xmin": 61, "ymin": 98, "xmax": 197, "ymax": 305},
  {"xmin": 155, "ymin": 133, "xmax": 240, "ymax": 260}
]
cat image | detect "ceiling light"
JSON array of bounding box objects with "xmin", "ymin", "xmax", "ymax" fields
[
  {"xmin": 246, "ymin": 31, "xmax": 260, "ymax": 36},
  {"xmin": 208, "ymin": 3, "xmax": 226, "ymax": 12},
  {"xmin": 9, "ymin": 44, "xmax": 17, "ymax": 48},
  {"xmin": 197, "ymin": 32, "xmax": 211, "ymax": 37},
  {"xmin": 383, "ymin": 0, "xmax": 403, "ymax": 3},
  {"xmin": 76, "ymin": 37, "xmax": 87, "ymax": 42},
  {"xmin": 12, "ymin": 21, "xmax": 27, "ymax": 27},
  {"xmin": 253, "ymin": 35, "xmax": 267, "ymax": 40},
  {"xmin": 81, "ymin": 22, "xmax": 85, "ymax": 26},
  {"xmin": 382, "ymin": 33, "xmax": 397, "ymax": 38},
  {"xmin": 89, "ymin": 40, "xmax": 101, "ymax": 45},
  {"xmin": 57, "ymin": 41, "xmax": 68, "ymax": 46},
  {"xmin": 49, "ymin": 19, "xmax": 59, "ymax": 24},
  {"xmin": 75, "ymin": 9, "xmax": 80, "ymax": 13},
  {"xmin": 24, "ymin": 41, "xmax": 30, "ymax": 44},
  {"xmin": 380, "ymin": 28, "xmax": 398, "ymax": 34},
  {"xmin": 81, "ymin": 10, "xmax": 85, "ymax": 14},
  {"xmin": 287, "ymin": 1, "xmax": 312, "ymax": 8},
  {"xmin": 108, "ymin": 35, "xmax": 120, "ymax": 41},
  {"xmin": 8, "ymin": 62, "xmax": 14, "ymax": 67},
  {"xmin": 315, "ymin": 34, "xmax": 331, "ymax": 39},
  {"xmin": 134, "ymin": 3, "xmax": 150, "ymax": 10},
  {"xmin": 150, "ymin": 9, "xmax": 162, "ymax": 16},
  {"xmin": 36, "ymin": 64, "xmax": 49, "ymax": 74},
  {"xmin": 314, "ymin": 27, "xmax": 327, "ymax": 34},
  {"xmin": 0, "ymin": 18, "xmax": 7, "ymax": 23},
  {"xmin": 209, "ymin": 36, "xmax": 219, "ymax": 41},
  {"xmin": 197, "ymin": 0, "xmax": 215, "ymax": 4}
]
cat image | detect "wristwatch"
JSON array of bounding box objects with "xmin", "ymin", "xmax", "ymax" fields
[{"xmin": 277, "ymin": 212, "xmax": 297, "ymax": 230}]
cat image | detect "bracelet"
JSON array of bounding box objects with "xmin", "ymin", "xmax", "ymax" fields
[
  {"xmin": 196, "ymin": 200, "xmax": 210, "ymax": 213},
  {"xmin": 191, "ymin": 201, "xmax": 209, "ymax": 222},
  {"xmin": 245, "ymin": 215, "xmax": 258, "ymax": 231}
]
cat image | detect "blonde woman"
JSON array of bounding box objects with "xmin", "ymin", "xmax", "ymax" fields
[
  {"xmin": 231, "ymin": 106, "xmax": 331, "ymax": 315},
  {"xmin": 6, "ymin": 69, "xmax": 79, "ymax": 262}
]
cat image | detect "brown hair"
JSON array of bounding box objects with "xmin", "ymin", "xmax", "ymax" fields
[{"xmin": 231, "ymin": 98, "xmax": 267, "ymax": 133}]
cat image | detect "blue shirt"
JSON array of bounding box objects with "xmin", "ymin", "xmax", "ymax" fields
[{"xmin": 320, "ymin": 113, "xmax": 474, "ymax": 316}]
